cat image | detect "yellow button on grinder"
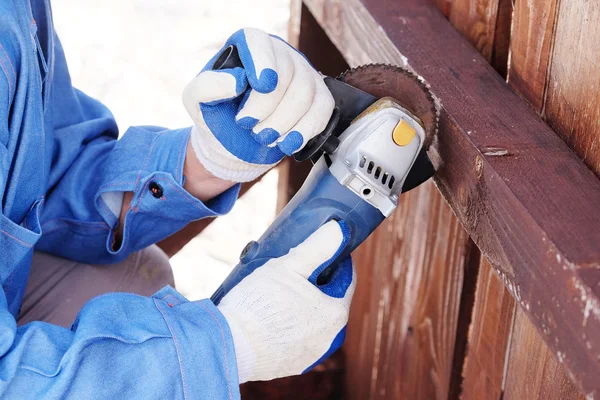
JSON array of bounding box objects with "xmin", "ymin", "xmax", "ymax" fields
[{"xmin": 392, "ymin": 120, "xmax": 416, "ymax": 146}]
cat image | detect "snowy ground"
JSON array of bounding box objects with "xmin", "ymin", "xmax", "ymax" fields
[{"xmin": 52, "ymin": 0, "xmax": 289, "ymax": 299}]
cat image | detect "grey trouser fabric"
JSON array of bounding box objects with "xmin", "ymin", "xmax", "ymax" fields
[{"xmin": 17, "ymin": 245, "xmax": 175, "ymax": 328}]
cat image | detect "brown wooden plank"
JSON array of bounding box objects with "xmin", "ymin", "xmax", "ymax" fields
[
  {"xmin": 489, "ymin": 0, "xmax": 512, "ymax": 78},
  {"xmin": 461, "ymin": 260, "xmax": 516, "ymax": 400},
  {"xmin": 544, "ymin": 0, "xmax": 600, "ymax": 176},
  {"xmin": 434, "ymin": 0, "xmax": 453, "ymax": 17},
  {"xmin": 302, "ymin": 0, "xmax": 600, "ymax": 394},
  {"xmin": 447, "ymin": 241, "xmax": 481, "ymax": 400},
  {"xmin": 447, "ymin": 0, "xmax": 513, "ymax": 77},
  {"xmin": 345, "ymin": 181, "xmax": 472, "ymax": 400},
  {"xmin": 504, "ymin": 308, "xmax": 586, "ymax": 400},
  {"xmin": 508, "ymin": 0, "xmax": 559, "ymax": 112},
  {"xmin": 449, "ymin": 0, "xmax": 502, "ymax": 62}
]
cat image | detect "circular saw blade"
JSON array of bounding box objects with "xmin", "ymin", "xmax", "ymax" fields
[{"xmin": 338, "ymin": 64, "xmax": 439, "ymax": 149}]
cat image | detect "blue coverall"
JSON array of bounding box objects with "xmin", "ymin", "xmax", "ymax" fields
[{"xmin": 0, "ymin": 0, "xmax": 242, "ymax": 398}]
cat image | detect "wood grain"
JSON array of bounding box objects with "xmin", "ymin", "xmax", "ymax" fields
[
  {"xmin": 303, "ymin": 0, "xmax": 600, "ymax": 394},
  {"xmin": 434, "ymin": 0, "xmax": 454, "ymax": 18},
  {"xmin": 489, "ymin": 0, "xmax": 512, "ymax": 78},
  {"xmin": 503, "ymin": 309, "xmax": 586, "ymax": 400},
  {"xmin": 460, "ymin": 260, "xmax": 516, "ymax": 399},
  {"xmin": 449, "ymin": 0, "xmax": 502, "ymax": 62},
  {"xmin": 508, "ymin": 0, "xmax": 559, "ymax": 112},
  {"xmin": 346, "ymin": 181, "xmax": 471, "ymax": 400},
  {"xmin": 544, "ymin": 0, "xmax": 600, "ymax": 176}
]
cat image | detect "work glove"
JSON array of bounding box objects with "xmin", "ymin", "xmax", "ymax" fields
[
  {"xmin": 217, "ymin": 220, "xmax": 355, "ymax": 383},
  {"xmin": 183, "ymin": 28, "xmax": 335, "ymax": 182}
]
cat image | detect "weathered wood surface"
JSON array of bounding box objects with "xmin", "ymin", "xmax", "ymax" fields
[
  {"xmin": 302, "ymin": 0, "xmax": 600, "ymax": 394},
  {"xmin": 488, "ymin": 0, "xmax": 512, "ymax": 78},
  {"xmin": 544, "ymin": 0, "xmax": 600, "ymax": 176},
  {"xmin": 346, "ymin": 181, "xmax": 473, "ymax": 400},
  {"xmin": 460, "ymin": 261, "xmax": 516, "ymax": 399},
  {"xmin": 503, "ymin": 309, "xmax": 586, "ymax": 400},
  {"xmin": 448, "ymin": 0, "xmax": 503, "ymax": 62},
  {"xmin": 508, "ymin": 0, "xmax": 559, "ymax": 112}
]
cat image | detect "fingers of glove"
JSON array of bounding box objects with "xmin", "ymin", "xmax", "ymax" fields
[
  {"xmin": 251, "ymin": 51, "xmax": 316, "ymax": 146},
  {"xmin": 227, "ymin": 28, "xmax": 278, "ymax": 94},
  {"xmin": 276, "ymin": 75, "xmax": 335, "ymax": 155},
  {"xmin": 285, "ymin": 220, "xmax": 351, "ymax": 280},
  {"xmin": 235, "ymin": 39, "xmax": 294, "ymax": 131},
  {"xmin": 183, "ymin": 68, "xmax": 248, "ymax": 125}
]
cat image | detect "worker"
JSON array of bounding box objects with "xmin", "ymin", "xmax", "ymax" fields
[{"xmin": 0, "ymin": 1, "xmax": 355, "ymax": 399}]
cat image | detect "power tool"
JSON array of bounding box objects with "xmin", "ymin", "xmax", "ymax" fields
[{"xmin": 210, "ymin": 47, "xmax": 439, "ymax": 303}]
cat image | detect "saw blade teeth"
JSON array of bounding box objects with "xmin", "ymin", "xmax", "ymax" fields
[{"xmin": 337, "ymin": 63, "xmax": 440, "ymax": 148}]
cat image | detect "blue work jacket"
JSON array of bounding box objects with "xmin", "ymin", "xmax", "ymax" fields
[{"xmin": 0, "ymin": 0, "xmax": 242, "ymax": 398}]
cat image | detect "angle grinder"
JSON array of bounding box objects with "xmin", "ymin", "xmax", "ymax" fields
[{"xmin": 210, "ymin": 46, "xmax": 439, "ymax": 303}]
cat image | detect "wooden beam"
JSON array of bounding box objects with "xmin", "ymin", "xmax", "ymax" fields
[{"xmin": 302, "ymin": 0, "xmax": 600, "ymax": 395}]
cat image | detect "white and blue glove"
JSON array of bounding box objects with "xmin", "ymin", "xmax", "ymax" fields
[
  {"xmin": 183, "ymin": 28, "xmax": 335, "ymax": 182},
  {"xmin": 217, "ymin": 220, "xmax": 355, "ymax": 383}
]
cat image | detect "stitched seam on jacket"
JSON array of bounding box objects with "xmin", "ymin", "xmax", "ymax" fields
[
  {"xmin": 200, "ymin": 302, "xmax": 233, "ymax": 400},
  {"xmin": 154, "ymin": 298, "xmax": 188, "ymax": 400},
  {"xmin": 1, "ymin": 230, "xmax": 32, "ymax": 247},
  {"xmin": 0, "ymin": 43, "xmax": 15, "ymax": 98},
  {"xmin": 175, "ymin": 130, "xmax": 188, "ymax": 182}
]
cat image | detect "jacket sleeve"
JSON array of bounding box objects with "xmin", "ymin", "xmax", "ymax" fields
[
  {"xmin": 0, "ymin": 286, "xmax": 241, "ymax": 399},
  {"xmin": 36, "ymin": 35, "xmax": 240, "ymax": 264}
]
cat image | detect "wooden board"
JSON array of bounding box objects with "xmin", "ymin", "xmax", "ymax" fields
[
  {"xmin": 503, "ymin": 308, "xmax": 586, "ymax": 400},
  {"xmin": 544, "ymin": 0, "xmax": 600, "ymax": 176},
  {"xmin": 489, "ymin": 0, "xmax": 512, "ymax": 78},
  {"xmin": 449, "ymin": 0, "xmax": 503, "ymax": 62},
  {"xmin": 302, "ymin": 0, "xmax": 600, "ymax": 394},
  {"xmin": 460, "ymin": 261, "xmax": 516, "ymax": 399},
  {"xmin": 345, "ymin": 181, "xmax": 473, "ymax": 400},
  {"xmin": 508, "ymin": 0, "xmax": 559, "ymax": 112}
]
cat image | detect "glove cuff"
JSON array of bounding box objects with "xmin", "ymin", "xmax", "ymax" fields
[
  {"xmin": 218, "ymin": 308, "xmax": 257, "ymax": 384},
  {"xmin": 190, "ymin": 125, "xmax": 278, "ymax": 183}
]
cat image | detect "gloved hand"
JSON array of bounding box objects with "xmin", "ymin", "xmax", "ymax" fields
[
  {"xmin": 217, "ymin": 220, "xmax": 355, "ymax": 383},
  {"xmin": 183, "ymin": 28, "xmax": 335, "ymax": 182}
]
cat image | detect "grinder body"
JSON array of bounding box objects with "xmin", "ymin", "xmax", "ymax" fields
[
  {"xmin": 211, "ymin": 158, "xmax": 383, "ymax": 303},
  {"xmin": 211, "ymin": 94, "xmax": 426, "ymax": 304}
]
